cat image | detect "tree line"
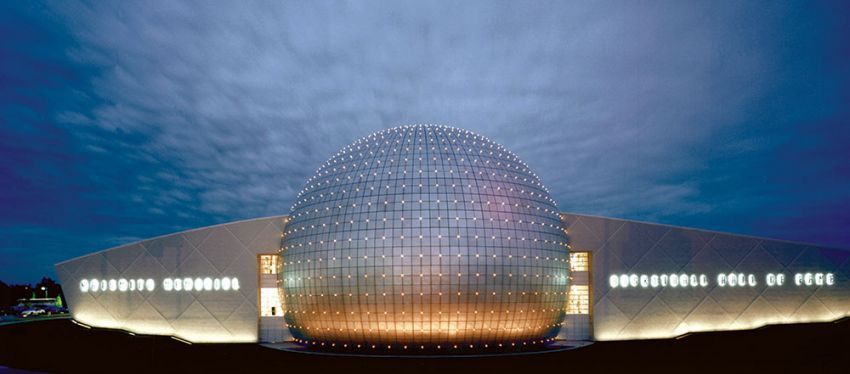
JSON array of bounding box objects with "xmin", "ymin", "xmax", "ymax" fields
[{"xmin": 0, "ymin": 277, "xmax": 65, "ymax": 307}]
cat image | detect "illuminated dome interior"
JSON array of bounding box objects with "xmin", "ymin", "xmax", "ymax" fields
[{"xmin": 280, "ymin": 124, "xmax": 569, "ymax": 349}]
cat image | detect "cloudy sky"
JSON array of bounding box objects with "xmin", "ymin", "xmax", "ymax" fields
[{"xmin": 2, "ymin": 1, "xmax": 849, "ymax": 283}]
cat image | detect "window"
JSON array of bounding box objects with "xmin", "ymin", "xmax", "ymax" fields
[
  {"xmin": 260, "ymin": 255, "xmax": 279, "ymax": 274},
  {"xmin": 260, "ymin": 288, "xmax": 283, "ymax": 317},
  {"xmin": 566, "ymin": 285, "xmax": 589, "ymax": 314},
  {"xmin": 570, "ymin": 252, "xmax": 589, "ymax": 272}
]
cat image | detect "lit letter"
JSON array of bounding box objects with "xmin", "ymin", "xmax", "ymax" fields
[
  {"xmin": 717, "ymin": 273, "xmax": 726, "ymax": 287},
  {"xmin": 804, "ymin": 273, "xmax": 813, "ymax": 286},
  {"xmin": 826, "ymin": 273, "xmax": 835, "ymax": 286},
  {"xmin": 747, "ymin": 274, "xmax": 758, "ymax": 287},
  {"xmin": 766, "ymin": 273, "xmax": 775, "ymax": 287},
  {"xmin": 203, "ymin": 277, "xmax": 212, "ymax": 291},
  {"xmin": 174, "ymin": 278, "xmax": 183, "ymax": 291},
  {"xmin": 699, "ymin": 274, "xmax": 709, "ymax": 287},
  {"xmin": 650, "ymin": 274, "xmax": 659, "ymax": 288},
  {"xmin": 222, "ymin": 277, "xmax": 231, "ymax": 290},
  {"xmin": 194, "ymin": 278, "xmax": 203, "ymax": 291},
  {"xmin": 91, "ymin": 279, "xmax": 100, "ymax": 292},
  {"xmin": 777, "ymin": 273, "xmax": 785, "ymax": 286},
  {"xmin": 690, "ymin": 274, "xmax": 698, "ymax": 287},
  {"xmin": 163, "ymin": 278, "xmax": 173, "ymax": 291},
  {"xmin": 640, "ymin": 275, "xmax": 649, "ymax": 288},
  {"xmin": 214, "ymin": 278, "xmax": 221, "ymax": 290},
  {"xmin": 679, "ymin": 274, "xmax": 689, "ymax": 287},
  {"xmin": 670, "ymin": 274, "xmax": 679, "ymax": 287},
  {"xmin": 620, "ymin": 274, "xmax": 629, "ymax": 288},
  {"xmin": 145, "ymin": 278, "xmax": 155, "ymax": 291},
  {"xmin": 661, "ymin": 274, "xmax": 669, "ymax": 287},
  {"xmin": 815, "ymin": 273, "xmax": 824, "ymax": 286},
  {"xmin": 609, "ymin": 275, "xmax": 620, "ymax": 288},
  {"xmin": 231, "ymin": 278, "xmax": 240, "ymax": 290},
  {"xmin": 795, "ymin": 273, "xmax": 803, "ymax": 286},
  {"xmin": 183, "ymin": 277, "xmax": 193, "ymax": 291},
  {"xmin": 118, "ymin": 278, "xmax": 128, "ymax": 292},
  {"xmin": 80, "ymin": 279, "xmax": 89, "ymax": 293},
  {"xmin": 108, "ymin": 279, "xmax": 117, "ymax": 292},
  {"xmin": 737, "ymin": 273, "xmax": 746, "ymax": 287},
  {"xmin": 101, "ymin": 280, "xmax": 107, "ymax": 292}
]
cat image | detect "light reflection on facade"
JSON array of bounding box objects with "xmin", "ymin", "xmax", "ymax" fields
[{"xmin": 280, "ymin": 125, "xmax": 569, "ymax": 346}]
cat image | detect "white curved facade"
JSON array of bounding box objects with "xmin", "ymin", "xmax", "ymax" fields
[
  {"xmin": 55, "ymin": 216, "xmax": 287, "ymax": 343},
  {"xmin": 560, "ymin": 213, "xmax": 850, "ymax": 341}
]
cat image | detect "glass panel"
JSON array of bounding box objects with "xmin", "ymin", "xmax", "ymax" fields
[
  {"xmin": 260, "ymin": 255, "xmax": 279, "ymax": 274},
  {"xmin": 566, "ymin": 285, "xmax": 589, "ymax": 314},
  {"xmin": 569, "ymin": 252, "xmax": 589, "ymax": 272},
  {"xmin": 260, "ymin": 287, "xmax": 283, "ymax": 317}
]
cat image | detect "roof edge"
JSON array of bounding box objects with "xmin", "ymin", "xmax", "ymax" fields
[
  {"xmin": 560, "ymin": 211, "xmax": 849, "ymax": 252},
  {"xmin": 54, "ymin": 214, "xmax": 289, "ymax": 267}
]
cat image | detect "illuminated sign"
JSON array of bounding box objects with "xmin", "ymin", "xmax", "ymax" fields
[
  {"xmin": 794, "ymin": 272, "xmax": 834, "ymax": 286},
  {"xmin": 163, "ymin": 277, "xmax": 240, "ymax": 292},
  {"xmin": 79, "ymin": 277, "xmax": 240, "ymax": 293},
  {"xmin": 609, "ymin": 272, "xmax": 835, "ymax": 289}
]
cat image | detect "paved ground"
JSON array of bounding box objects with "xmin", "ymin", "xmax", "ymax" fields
[
  {"xmin": 0, "ymin": 315, "xmax": 69, "ymax": 327},
  {"xmin": 1, "ymin": 318, "xmax": 849, "ymax": 373}
]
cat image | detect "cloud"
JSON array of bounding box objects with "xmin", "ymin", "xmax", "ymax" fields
[{"xmin": 49, "ymin": 1, "xmax": 780, "ymax": 220}]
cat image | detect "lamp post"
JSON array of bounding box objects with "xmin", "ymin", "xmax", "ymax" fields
[{"xmin": 40, "ymin": 286, "xmax": 47, "ymax": 298}]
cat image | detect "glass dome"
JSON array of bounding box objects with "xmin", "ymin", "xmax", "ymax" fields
[{"xmin": 280, "ymin": 125, "xmax": 568, "ymax": 349}]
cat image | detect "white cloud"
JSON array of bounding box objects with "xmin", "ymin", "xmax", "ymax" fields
[{"xmin": 51, "ymin": 0, "xmax": 789, "ymax": 222}]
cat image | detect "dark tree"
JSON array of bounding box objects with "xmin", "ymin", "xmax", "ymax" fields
[
  {"xmin": 0, "ymin": 277, "xmax": 66, "ymax": 309},
  {"xmin": 35, "ymin": 277, "xmax": 64, "ymax": 302}
]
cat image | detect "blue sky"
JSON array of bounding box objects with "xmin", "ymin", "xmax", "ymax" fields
[{"xmin": 2, "ymin": 1, "xmax": 849, "ymax": 284}]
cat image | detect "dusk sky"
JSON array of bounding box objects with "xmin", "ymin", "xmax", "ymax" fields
[{"xmin": 2, "ymin": 1, "xmax": 849, "ymax": 284}]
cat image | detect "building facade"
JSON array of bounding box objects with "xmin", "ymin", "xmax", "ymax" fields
[
  {"xmin": 55, "ymin": 216, "xmax": 290, "ymax": 343},
  {"xmin": 280, "ymin": 126, "xmax": 568, "ymax": 348},
  {"xmin": 558, "ymin": 213, "xmax": 850, "ymax": 341},
  {"xmin": 55, "ymin": 125, "xmax": 850, "ymax": 349}
]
